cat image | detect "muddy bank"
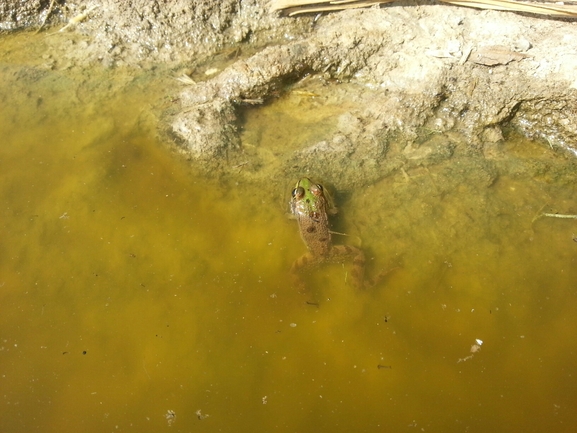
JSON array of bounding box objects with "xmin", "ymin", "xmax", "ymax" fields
[
  {"xmin": 168, "ymin": 4, "xmax": 577, "ymax": 187},
  {"xmin": 2, "ymin": 0, "xmax": 577, "ymax": 188},
  {"xmin": 0, "ymin": 0, "xmax": 306, "ymax": 63}
]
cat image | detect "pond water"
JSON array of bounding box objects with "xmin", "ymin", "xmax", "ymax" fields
[{"xmin": 1, "ymin": 32, "xmax": 577, "ymax": 433}]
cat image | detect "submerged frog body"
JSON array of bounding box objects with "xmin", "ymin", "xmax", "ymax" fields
[{"xmin": 290, "ymin": 177, "xmax": 367, "ymax": 290}]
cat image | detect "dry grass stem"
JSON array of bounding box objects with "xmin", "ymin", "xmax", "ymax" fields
[
  {"xmin": 58, "ymin": 5, "xmax": 99, "ymax": 33},
  {"xmin": 271, "ymin": 0, "xmax": 577, "ymax": 17},
  {"xmin": 542, "ymin": 213, "xmax": 577, "ymax": 219},
  {"xmin": 36, "ymin": 0, "xmax": 57, "ymax": 34}
]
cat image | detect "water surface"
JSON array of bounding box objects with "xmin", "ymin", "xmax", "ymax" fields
[{"xmin": 1, "ymin": 32, "xmax": 577, "ymax": 433}]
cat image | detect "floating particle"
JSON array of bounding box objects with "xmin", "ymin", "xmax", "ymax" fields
[
  {"xmin": 165, "ymin": 410, "xmax": 176, "ymax": 426},
  {"xmin": 457, "ymin": 337, "xmax": 486, "ymax": 362},
  {"xmin": 196, "ymin": 409, "xmax": 209, "ymax": 420}
]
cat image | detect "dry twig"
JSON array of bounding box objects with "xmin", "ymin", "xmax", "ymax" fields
[
  {"xmin": 271, "ymin": 0, "xmax": 577, "ymax": 17},
  {"xmin": 58, "ymin": 5, "xmax": 99, "ymax": 33},
  {"xmin": 36, "ymin": 0, "xmax": 57, "ymax": 34}
]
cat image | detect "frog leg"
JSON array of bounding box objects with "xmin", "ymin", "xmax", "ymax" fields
[
  {"xmin": 330, "ymin": 245, "xmax": 366, "ymax": 290},
  {"xmin": 364, "ymin": 265, "xmax": 399, "ymax": 289},
  {"xmin": 290, "ymin": 252, "xmax": 318, "ymax": 292},
  {"xmin": 330, "ymin": 245, "xmax": 399, "ymax": 289}
]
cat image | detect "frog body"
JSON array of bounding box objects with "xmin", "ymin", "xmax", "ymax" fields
[{"xmin": 289, "ymin": 177, "xmax": 366, "ymax": 290}]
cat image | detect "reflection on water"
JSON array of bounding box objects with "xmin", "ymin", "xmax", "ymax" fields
[{"xmin": 1, "ymin": 32, "xmax": 577, "ymax": 433}]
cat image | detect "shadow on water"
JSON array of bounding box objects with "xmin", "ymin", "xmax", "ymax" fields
[{"xmin": 1, "ymin": 32, "xmax": 577, "ymax": 433}]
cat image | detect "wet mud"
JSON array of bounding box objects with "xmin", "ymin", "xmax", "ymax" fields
[{"xmin": 2, "ymin": 0, "xmax": 577, "ymax": 188}]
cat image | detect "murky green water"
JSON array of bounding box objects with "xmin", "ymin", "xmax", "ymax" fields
[{"xmin": 2, "ymin": 32, "xmax": 577, "ymax": 433}]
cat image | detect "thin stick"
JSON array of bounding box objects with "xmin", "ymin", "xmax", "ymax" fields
[
  {"xmin": 58, "ymin": 5, "xmax": 99, "ymax": 33},
  {"xmin": 36, "ymin": 0, "xmax": 57, "ymax": 34},
  {"xmin": 542, "ymin": 213, "xmax": 577, "ymax": 219},
  {"xmin": 271, "ymin": 0, "xmax": 577, "ymax": 17},
  {"xmin": 329, "ymin": 230, "xmax": 350, "ymax": 236},
  {"xmin": 531, "ymin": 204, "xmax": 548, "ymax": 224}
]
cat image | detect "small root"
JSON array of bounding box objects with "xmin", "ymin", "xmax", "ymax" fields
[{"xmin": 36, "ymin": 0, "xmax": 57, "ymax": 34}]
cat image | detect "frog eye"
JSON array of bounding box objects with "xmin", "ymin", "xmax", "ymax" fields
[
  {"xmin": 292, "ymin": 187, "xmax": 305, "ymax": 199},
  {"xmin": 311, "ymin": 184, "xmax": 324, "ymax": 195}
]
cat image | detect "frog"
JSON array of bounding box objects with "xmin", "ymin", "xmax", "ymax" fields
[{"xmin": 289, "ymin": 177, "xmax": 367, "ymax": 290}]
